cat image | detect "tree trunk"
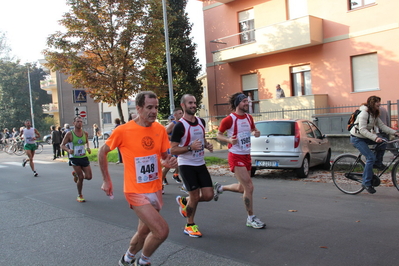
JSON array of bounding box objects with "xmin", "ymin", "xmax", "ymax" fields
[{"xmin": 117, "ymin": 101, "xmax": 125, "ymax": 124}]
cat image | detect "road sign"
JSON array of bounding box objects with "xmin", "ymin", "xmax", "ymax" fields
[
  {"xmin": 73, "ymin": 90, "xmax": 87, "ymax": 103},
  {"xmin": 74, "ymin": 106, "xmax": 87, "ymax": 125}
]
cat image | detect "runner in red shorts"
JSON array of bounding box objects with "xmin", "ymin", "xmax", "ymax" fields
[{"xmin": 215, "ymin": 92, "xmax": 266, "ymax": 229}]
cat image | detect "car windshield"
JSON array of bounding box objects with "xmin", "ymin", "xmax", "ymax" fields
[{"xmin": 256, "ymin": 121, "xmax": 294, "ymax": 136}]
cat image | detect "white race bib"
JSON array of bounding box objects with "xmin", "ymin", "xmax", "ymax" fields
[
  {"xmin": 237, "ymin": 131, "xmax": 251, "ymax": 150},
  {"xmin": 135, "ymin": 154, "xmax": 159, "ymax": 184}
]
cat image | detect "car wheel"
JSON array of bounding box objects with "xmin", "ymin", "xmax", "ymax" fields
[
  {"xmin": 321, "ymin": 150, "xmax": 331, "ymax": 170},
  {"xmin": 104, "ymin": 134, "xmax": 109, "ymax": 140},
  {"xmin": 46, "ymin": 138, "xmax": 51, "ymax": 145},
  {"xmin": 250, "ymin": 167, "xmax": 256, "ymax": 177},
  {"xmin": 296, "ymin": 156, "xmax": 309, "ymax": 178}
]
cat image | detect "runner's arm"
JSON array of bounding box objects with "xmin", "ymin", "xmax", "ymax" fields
[
  {"xmin": 60, "ymin": 131, "xmax": 72, "ymax": 154},
  {"xmin": 85, "ymin": 131, "xmax": 91, "ymax": 154},
  {"xmin": 34, "ymin": 129, "xmax": 41, "ymax": 139},
  {"xmin": 98, "ymin": 144, "xmax": 113, "ymax": 196}
]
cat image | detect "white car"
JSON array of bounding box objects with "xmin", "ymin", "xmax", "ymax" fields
[{"xmin": 251, "ymin": 119, "xmax": 331, "ymax": 178}]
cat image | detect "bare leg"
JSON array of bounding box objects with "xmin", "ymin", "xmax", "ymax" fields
[
  {"xmin": 185, "ymin": 187, "xmax": 213, "ymax": 224},
  {"xmin": 221, "ymin": 166, "xmax": 254, "ymax": 215},
  {"xmin": 25, "ymin": 150, "xmax": 36, "ymax": 172},
  {"xmin": 129, "ymin": 204, "xmax": 169, "ymax": 258}
]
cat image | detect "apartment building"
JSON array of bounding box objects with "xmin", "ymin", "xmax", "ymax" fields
[
  {"xmin": 40, "ymin": 65, "xmax": 133, "ymax": 136},
  {"xmin": 202, "ymin": 0, "xmax": 399, "ymax": 119}
]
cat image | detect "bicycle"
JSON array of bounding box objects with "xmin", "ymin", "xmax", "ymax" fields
[
  {"xmin": 331, "ymin": 139, "xmax": 399, "ymax": 194},
  {"xmin": 5, "ymin": 139, "xmax": 43, "ymax": 156}
]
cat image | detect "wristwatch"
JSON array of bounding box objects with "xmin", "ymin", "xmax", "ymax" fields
[{"xmin": 187, "ymin": 145, "xmax": 192, "ymax": 151}]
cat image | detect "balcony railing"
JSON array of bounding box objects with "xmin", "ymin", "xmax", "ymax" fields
[
  {"xmin": 42, "ymin": 103, "xmax": 59, "ymax": 114},
  {"xmin": 211, "ymin": 15, "xmax": 323, "ymax": 63}
]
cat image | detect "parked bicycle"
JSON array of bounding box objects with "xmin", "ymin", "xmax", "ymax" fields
[
  {"xmin": 2, "ymin": 138, "xmax": 43, "ymax": 156},
  {"xmin": 331, "ymin": 139, "xmax": 399, "ymax": 194}
]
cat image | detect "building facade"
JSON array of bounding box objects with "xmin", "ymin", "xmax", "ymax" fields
[
  {"xmin": 202, "ymin": 0, "xmax": 399, "ymax": 120},
  {"xmin": 39, "ymin": 64, "xmax": 133, "ymax": 137}
]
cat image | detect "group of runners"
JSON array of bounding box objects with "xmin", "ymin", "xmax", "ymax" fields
[{"xmin": 19, "ymin": 91, "xmax": 265, "ymax": 266}]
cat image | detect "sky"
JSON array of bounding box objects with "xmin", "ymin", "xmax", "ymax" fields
[{"xmin": 0, "ymin": 0, "xmax": 206, "ymax": 71}]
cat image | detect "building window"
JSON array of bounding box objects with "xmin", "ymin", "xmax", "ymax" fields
[
  {"xmin": 349, "ymin": 0, "xmax": 375, "ymax": 10},
  {"xmin": 242, "ymin": 73, "xmax": 258, "ymax": 113},
  {"xmin": 238, "ymin": 9, "xmax": 255, "ymax": 44},
  {"xmin": 103, "ymin": 112, "xmax": 112, "ymax": 124},
  {"xmin": 288, "ymin": 0, "xmax": 308, "ymax": 20},
  {"xmin": 291, "ymin": 65, "xmax": 312, "ymax": 96},
  {"xmin": 351, "ymin": 53, "xmax": 379, "ymax": 92}
]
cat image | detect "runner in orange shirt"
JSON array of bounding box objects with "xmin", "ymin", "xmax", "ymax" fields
[{"xmin": 98, "ymin": 91, "xmax": 177, "ymax": 266}]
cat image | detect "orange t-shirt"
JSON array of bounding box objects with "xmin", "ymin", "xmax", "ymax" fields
[{"xmin": 105, "ymin": 120, "xmax": 170, "ymax": 193}]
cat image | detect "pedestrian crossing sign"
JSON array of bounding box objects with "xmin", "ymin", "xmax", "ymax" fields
[{"xmin": 73, "ymin": 90, "xmax": 87, "ymax": 103}]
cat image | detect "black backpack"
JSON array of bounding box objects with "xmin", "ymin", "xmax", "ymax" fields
[{"xmin": 347, "ymin": 110, "xmax": 369, "ymax": 131}]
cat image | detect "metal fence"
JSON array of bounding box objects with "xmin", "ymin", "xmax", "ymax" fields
[{"xmin": 203, "ymin": 100, "xmax": 399, "ymax": 135}]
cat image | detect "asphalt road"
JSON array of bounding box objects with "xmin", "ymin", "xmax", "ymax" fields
[{"xmin": 1, "ymin": 146, "xmax": 399, "ymax": 266}]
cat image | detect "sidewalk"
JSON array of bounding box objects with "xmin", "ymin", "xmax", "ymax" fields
[{"xmin": 206, "ymin": 148, "xmax": 395, "ymax": 163}]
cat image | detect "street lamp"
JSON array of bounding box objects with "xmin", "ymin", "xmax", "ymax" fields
[
  {"xmin": 27, "ymin": 66, "xmax": 35, "ymax": 128},
  {"xmin": 162, "ymin": 0, "xmax": 175, "ymax": 115}
]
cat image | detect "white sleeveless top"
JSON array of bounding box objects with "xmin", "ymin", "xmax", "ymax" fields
[
  {"xmin": 177, "ymin": 117, "xmax": 206, "ymax": 166},
  {"xmin": 23, "ymin": 128, "xmax": 36, "ymax": 144},
  {"xmin": 226, "ymin": 113, "xmax": 252, "ymax": 155}
]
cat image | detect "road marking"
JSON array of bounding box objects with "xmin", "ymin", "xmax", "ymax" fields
[{"xmin": 1, "ymin": 160, "xmax": 57, "ymax": 167}]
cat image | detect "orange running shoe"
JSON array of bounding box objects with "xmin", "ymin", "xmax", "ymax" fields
[
  {"xmin": 175, "ymin": 196, "xmax": 187, "ymax": 218},
  {"xmin": 184, "ymin": 224, "xmax": 202, "ymax": 238}
]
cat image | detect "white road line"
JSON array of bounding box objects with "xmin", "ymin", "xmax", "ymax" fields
[{"xmin": 2, "ymin": 160, "xmax": 57, "ymax": 166}]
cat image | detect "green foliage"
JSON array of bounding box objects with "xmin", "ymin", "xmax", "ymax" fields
[
  {"xmin": 204, "ymin": 156, "xmax": 228, "ymax": 165},
  {"xmin": 0, "ymin": 61, "xmax": 49, "ymax": 132},
  {"xmin": 44, "ymin": 0, "xmax": 156, "ymax": 124},
  {"xmin": 141, "ymin": 0, "xmax": 203, "ymax": 117},
  {"xmin": 87, "ymin": 148, "xmax": 119, "ymax": 162}
]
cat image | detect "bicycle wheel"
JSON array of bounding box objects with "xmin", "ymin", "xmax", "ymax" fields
[
  {"xmin": 14, "ymin": 142, "xmax": 25, "ymax": 156},
  {"xmin": 331, "ymin": 154, "xmax": 364, "ymax": 195},
  {"xmin": 35, "ymin": 143, "xmax": 43, "ymax": 154},
  {"xmin": 391, "ymin": 160, "xmax": 399, "ymax": 191},
  {"xmin": 4, "ymin": 143, "xmax": 15, "ymax": 154}
]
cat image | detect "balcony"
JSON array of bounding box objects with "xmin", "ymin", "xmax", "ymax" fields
[
  {"xmin": 211, "ymin": 15, "xmax": 323, "ymax": 63},
  {"xmin": 40, "ymin": 79, "xmax": 56, "ymax": 91},
  {"xmin": 42, "ymin": 103, "xmax": 59, "ymax": 115},
  {"xmin": 214, "ymin": 0, "xmax": 235, "ymax": 2}
]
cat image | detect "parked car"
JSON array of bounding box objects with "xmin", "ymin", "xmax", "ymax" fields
[
  {"xmin": 43, "ymin": 134, "xmax": 52, "ymax": 144},
  {"xmin": 103, "ymin": 130, "xmax": 112, "ymax": 140},
  {"xmin": 43, "ymin": 126, "xmax": 75, "ymax": 144},
  {"xmin": 250, "ymin": 119, "xmax": 331, "ymax": 178}
]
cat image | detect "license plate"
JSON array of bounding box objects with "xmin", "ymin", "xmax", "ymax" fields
[{"xmin": 256, "ymin": 160, "xmax": 278, "ymax": 167}]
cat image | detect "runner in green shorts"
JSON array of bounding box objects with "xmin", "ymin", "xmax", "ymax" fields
[{"xmin": 20, "ymin": 119, "xmax": 41, "ymax": 177}]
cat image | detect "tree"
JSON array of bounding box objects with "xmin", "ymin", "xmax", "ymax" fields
[
  {"xmin": 0, "ymin": 32, "xmax": 15, "ymax": 62},
  {"xmin": 43, "ymin": 0, "xmax": 156, "ymax": 123},
  {"xmin": 0, "ymin": 61, "xmax": 49, "ymax": 132},
  {"xmin": 141, "ymin": 0, "xmax": 203, "ymax": 117}
]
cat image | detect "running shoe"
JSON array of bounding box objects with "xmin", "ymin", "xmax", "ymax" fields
[
  {"xmin": 172, "ymin": 174, "xmax": 182, "ymax": 183},
  {"xmin": 72, "ymin": 171, "xmax": 78, "ymax": 183},
  {"xmin": 22, "ymin": 158, "xmax": 28, "ymax": 167},
  {"xmin": 33, "ymin": 171, "xmax": 38, "ymax": 177},
  {"xmin": 176, "ymin": 196, "xmax": 187, "ymax": 218},
  {"xmin": 179, "ymin": 185, "xmax": 189, "ymax": 195},
  {"xmin": 76, "ymin": 196, "xmax": 86, "ymax": 203},
  {"xmin": 184, "ymin": 224, "xmax": 202, "ymax": 238},
  {"xmin": 246, "ymin": 216, "xmax": 266, "ymax": 229},
  {"xmin": 118, "ymin": 254, "xmax": 135, "ymax": 266},
  {"xmin": 162, "ymin": 185, "xmax": 165, "ymax": 195},
  {"xmin": 213, "ymin": 182, "xmax": 223, "ymax": 201},
  {"xmin": 134, "ymin": 258, "xmax": 151, "ymax": 266},
  {"xmin": 162, "ymin": 178, "xmax": 168, "ymax": 185}
]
